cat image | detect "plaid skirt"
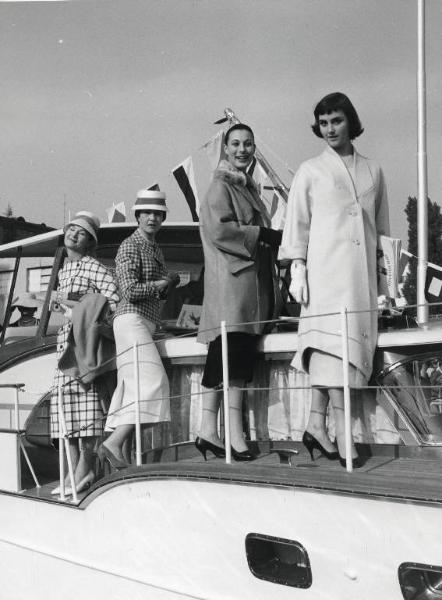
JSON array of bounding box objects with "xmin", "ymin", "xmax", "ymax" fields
[{"xmin": 50, "ymin": 322, "xmax": 105, "ymax": 438}]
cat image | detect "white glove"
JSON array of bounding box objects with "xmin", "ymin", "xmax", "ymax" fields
[{"xmin": 289, "ymin": 263, "xmax": 308, "ymax": 305}]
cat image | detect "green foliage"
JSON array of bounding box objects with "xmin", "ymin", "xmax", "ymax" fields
[{"xmin": 402, "ymin": 196, "xmax": 442, "ymax": 314}]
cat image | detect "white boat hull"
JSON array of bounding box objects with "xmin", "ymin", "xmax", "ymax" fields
[{"xmin": 0, "ymin": 476, "xmax": 440, "ymax": 599}]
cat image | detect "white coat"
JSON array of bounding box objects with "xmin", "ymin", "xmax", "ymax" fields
[{"xmin": 279, "ymin": 146, "xmax": 390, "ymax": 381}]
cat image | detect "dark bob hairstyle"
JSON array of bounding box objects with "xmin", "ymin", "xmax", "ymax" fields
[
  {"xmin": 134, "ymin": 210, "xmax": 166, "ymax": 222},
  {"xmin": 311, "ymin": 92, "xmax": 364, "ymax": 140},
  {"xmin": 224, "ymin": 123, "xmax": 255, "ymax": 145}
]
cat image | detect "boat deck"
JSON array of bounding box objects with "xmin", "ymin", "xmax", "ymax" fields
[{"xmin": 16, "ymin": 441, "xmax": 442, "ymax": 507}]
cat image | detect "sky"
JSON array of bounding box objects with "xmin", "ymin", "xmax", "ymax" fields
[{"xmin": 1, "ymin": 0, "xmax": 442, "ymax": 245}]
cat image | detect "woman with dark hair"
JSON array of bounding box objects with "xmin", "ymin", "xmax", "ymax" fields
[
  {"xmin": 196, "ymin": 123, "xmax": 282, "ymax": 461},
  {"xmin": 280, "ymin": 92, "xmax": 390, "ymax": 467},
  {"xmin": 102, "ymin": 190, "xmax": 179, "ymax": 468},
  {"xmin": 50, "ymin": 212, "xmax": 119, "ymax": 494}
]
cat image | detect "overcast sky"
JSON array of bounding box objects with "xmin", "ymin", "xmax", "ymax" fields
[{"xmin": 1, "ymin": 0, "xmax": 441, "ymax": 244}]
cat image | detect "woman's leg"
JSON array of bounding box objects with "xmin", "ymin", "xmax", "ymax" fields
[
  {"xmin": 74, "ymin": 437, "xmax": 96, "ymax": 483},
  {"xmin": 64, "ymin": 438, "xmax": 79, "ymax": 484},
  {"xmin": 305, "ymin": 387, "xmax": 336, "ymax": 453},
  {"xmin": 229, "ymin": 381, "xmax": 249, "ymax": 453},
  {"xmin": 199, "ymin": 387, "xmax": 223, "ymax": 447},
  {"xmin": 329, "ymin": 388, "xmax": 358, "ymax": 459},
  {"xmin": 104, "ymin": 424, "xmax": 134, "ymax": 460}
]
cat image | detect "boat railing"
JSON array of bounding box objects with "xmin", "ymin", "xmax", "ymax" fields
[
  {"xmin": 0, "ymin": 383, "xmax": 41, "ymax": 493},
  {"xmin": 2, "ymin": 301, "xmax": 442, "ymax": 500}
]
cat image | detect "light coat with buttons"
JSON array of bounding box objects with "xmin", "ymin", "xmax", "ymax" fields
[
  {"xmin": 197, "ymin": 160, "xmax": 280, "ymax": 344},
  {"xmin": 280, "ymin": 146, "xmax": 390, "ymax": 381}
]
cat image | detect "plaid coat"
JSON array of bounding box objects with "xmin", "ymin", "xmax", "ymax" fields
[
  {"xmin": 50, "ymin": 256, "xmax": 119, "ymax": 438},
  {"xmin": 114, "ymin": 228, "xmax": 168, "ymax": 325}
]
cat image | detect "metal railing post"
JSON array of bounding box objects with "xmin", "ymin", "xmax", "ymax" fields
[
  {"xmin": 340, "ymin": 308, "xmax": 353, "ymax": 473},
  {"xmin": 133, "ymin": 341, "xmax": 142, "ymax": 467},
  {"xmin": 14, "ymin": 385, "xmax": 40, "ymax": 488},
  {"xmin": 57, "ymin": 388, "xmax": 66, "ymax": 500},
  {"xmin": 57, "ymin": 386, "xmax": 78, "ymax": 502},
  {"xmin": 220, "ymin": 321, "xmax": 232, "ymax": 464}
]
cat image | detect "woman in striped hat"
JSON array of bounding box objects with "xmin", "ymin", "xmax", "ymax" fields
[{"xmin": 102, "ymin": 190, "xmax": 179, "ymax": 467}]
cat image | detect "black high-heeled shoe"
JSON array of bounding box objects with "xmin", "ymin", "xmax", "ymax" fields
[
  {"xmin": 98, "ymin": 444, "xmax": 130, "ymax": 470},
  {"xmin": 195, "ymin": 437, "xmax": 226, "ymax": 460},
  {"xmin": 302, "ymin": 431, "xmax": 339, "ymax": 461},
  {"xmin": 231, "ymin": 446, "xmax": 256, "ymax": 462},
  {"xmin": 339, "ymin": 455, "xmax": 363, "ymax": 469}
]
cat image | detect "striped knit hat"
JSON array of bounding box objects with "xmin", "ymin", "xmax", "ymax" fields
[{"xmin": 132, "ymin": 189, "xmax": 168, "ymax": 213}]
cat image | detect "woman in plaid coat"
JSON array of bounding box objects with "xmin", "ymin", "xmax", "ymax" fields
[{"xmin": 50, "ymin": 212, "xmax": 119, "ymax": 494}]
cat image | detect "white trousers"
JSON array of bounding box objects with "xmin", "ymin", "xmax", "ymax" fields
[{"xmin": 105, "ymin": 313, "xmax": 170, "ymax": 430}]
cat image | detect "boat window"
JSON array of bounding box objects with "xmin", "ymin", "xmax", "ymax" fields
[
  {"xmin": 98, "ymin": 241, "xmax": 204, "ymax": 332},
  {"xmin": 159, "ymin": 244, "xmax": 204, "ymax": 332},
  {"xmin": 378, "ymin": 353, "xmax": 442, "ymax": 443},
  {"xmin": 399, "ymin": 562, "xmax": 442, "ymax": 599},
  {"xmin": 0, "ymin": 253, "xmax": 53, "ymax": 343},
  {"xmin": 27, "ymin": 266, "xmax": 52, "ymax": 294},
  {"xmin": 245, "ymin": 533, "xmax": 312, "ymax": 589}
]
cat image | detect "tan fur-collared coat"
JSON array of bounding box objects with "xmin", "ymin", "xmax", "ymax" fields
[{"xmin": 197, "ymin": 160, "xmax": 279, "ymax": 344}]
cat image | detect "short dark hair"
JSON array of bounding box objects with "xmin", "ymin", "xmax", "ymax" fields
[
  {"xmin": 224, "ymin": 123, "xmax": 255, "ymax": 144},
  {"xmin": 135, "ymin": 210, "xmax": 166, "ymax": 222},
  {"xmin": 311, "ymin": 92, "xmax": 364, "ymax": 140}
]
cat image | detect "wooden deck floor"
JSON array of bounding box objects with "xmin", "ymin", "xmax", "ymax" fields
[{"xmin": 15, "ymin": 440, "xmax": 442, "ymax": 507}]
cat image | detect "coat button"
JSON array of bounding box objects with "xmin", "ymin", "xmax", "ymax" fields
[{"xmin": 361, "ymin": 331, "xmax": 368, "ymax": 338}]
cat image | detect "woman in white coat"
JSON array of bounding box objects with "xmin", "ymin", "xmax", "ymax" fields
[{"xmin": 280, "ymin": 92, "xmax": 390, "ymax": 468}]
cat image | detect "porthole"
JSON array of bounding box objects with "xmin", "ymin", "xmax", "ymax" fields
[
  {"xmin": 245, "ymin": 533, "xmax": 312, "ymax": 589},
  {"xmin": 399, "ymin": 562, "xmax": 442, "ymax": 599}
]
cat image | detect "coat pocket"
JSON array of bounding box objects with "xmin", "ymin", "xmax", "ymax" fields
[{"xmin": 227, "ymin": 255, "xmax": 255, "ymax": 275}]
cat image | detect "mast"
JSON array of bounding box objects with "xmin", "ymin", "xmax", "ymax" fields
[
  {"xmin": 417, "ymin": 0, "xmax": 429, "ymax": 325},
  {"xmin": 219, "ymin": 108, "xmax": 289, "ymax": 201}
]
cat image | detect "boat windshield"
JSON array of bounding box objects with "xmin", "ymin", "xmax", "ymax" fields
[
  {"xmin": 379, "ymin": 352, "xmax": 442, "ymax": 444},
  {"xmin": 0, "ymin": 225, "xmax": 205, "ymax": 346}
]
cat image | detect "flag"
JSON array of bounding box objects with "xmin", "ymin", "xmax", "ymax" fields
[
  {"xmin": 106, "ymin": 202, "xmax": 126, "ymax": 223},
  {"xmin": 269, "ymin": 190, "xmax": 287, "ymax": 230},
  {"xmin": 377, "ymin": 235, "xmax": 402, "ymax": 297},
  {"xmin": 399, "ymin": 249, "xmax": 412, "ymax": 281},
  {"xmin": 172, "ymin": 156, "xmax": 200, "ymax": 222},
  {"xmin": 425, "ymin": 261, "xmax": 442, "ymax": 303},
  {"xmin": 250, "ymin": 158, "xmax": 287, "ymax": 229},
  {"xmin": 203, "ymin": 130, "xmax": 226, "ymax": 170}
]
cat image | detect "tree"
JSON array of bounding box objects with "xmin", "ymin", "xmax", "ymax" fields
[
  {"xmin": 3, "ymin": 203, "xmax": 13, "ymax": 217},
  {"xmin": 402, "ymin": 196, "xmax": 442, "ymax": 314}
]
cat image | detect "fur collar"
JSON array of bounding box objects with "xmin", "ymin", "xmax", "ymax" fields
[{"xmin": 213, "ymin": 160, "xmax": 248, "ymax": 187}]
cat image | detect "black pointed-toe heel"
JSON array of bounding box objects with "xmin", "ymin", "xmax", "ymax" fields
[
  {"xmin": 195, "ymin": 437, "xmax": 226, "ymax": 460},
  {"xmin": 98, "ymin": 444, "xmax": 130, "ymax": 470},
  {"xmin": 231, "ymin": 447, "xmax": 256, "ymax": 462},
  {"xmin": 302, "ymin": 431, "xmax": 339, "ymax": 461},
  {"xmin": 339, "ymin": 455, "xmax": 363, "ymax": 469}
]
